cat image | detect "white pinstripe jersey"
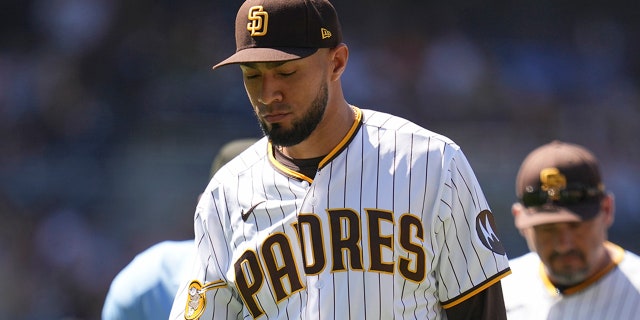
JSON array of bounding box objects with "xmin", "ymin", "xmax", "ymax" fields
[
  {"xmin": 502, "ymin": 242, "xmax": 640, "ymax": 320},
  {"xmin": 170, "ymin": 107, "xmax": 511, "ymax": 320}
]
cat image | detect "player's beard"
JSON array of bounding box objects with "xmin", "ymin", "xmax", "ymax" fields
[
  {"xmin": 546, "ymin": 250, "xmax": 589, "ymax": 286},
  {"xmin": 259, "ymin": 81, "xmax": 328, "ymax": 147}
]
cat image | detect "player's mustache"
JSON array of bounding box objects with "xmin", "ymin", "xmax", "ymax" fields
[
  {"xmin": 550, "ymin": 250, "xmax": 584, "ymax": 262},
  {"xmin": 257, "ymin": 103, "xmax": 291, "ymax": 116}
]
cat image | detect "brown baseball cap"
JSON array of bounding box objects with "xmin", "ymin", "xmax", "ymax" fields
[
  {"xmin": 212, "ymin": 0, "xmax": 343, "ymax": 69},
  {"xmin": 514, "ymin": 140, "xmax": 605, "ymax": 228}
]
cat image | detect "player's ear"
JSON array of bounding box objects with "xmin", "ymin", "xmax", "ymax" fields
[
  {"xmin": 511, "ymin": 202, "xmax": 525, "ymax": 218},
  {"xmin": 511, "ymin": 203, "xmax": 527, "ymax": 236},
  {"xmin": 329, "ymin": 44, "xmax": 348, "ymax": 81},
  {"xmin": 601, "ymin": 192, "xmax": 615, "ymax": 227}
]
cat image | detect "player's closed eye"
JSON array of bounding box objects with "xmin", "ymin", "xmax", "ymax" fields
[
  {"xmin": 278, "ymin": 71, "xmax": 296, "ymax": 77},
  {"xmin": 242, "ymin": 71, "xmax": 295, "ymax": 80},
  {"xmin": 534, "ymin": 222, "xmax": 580, "ymax": 233}
]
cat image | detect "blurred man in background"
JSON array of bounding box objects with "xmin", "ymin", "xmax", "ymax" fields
[{"xmin": 502, "ymin": 140, "xmax": 640, "ymax": 319}]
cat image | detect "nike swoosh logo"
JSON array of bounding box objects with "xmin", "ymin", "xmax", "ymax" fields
[{"xmin": 241, "ymin": 201, "xmax": 266, "ymax": 222}]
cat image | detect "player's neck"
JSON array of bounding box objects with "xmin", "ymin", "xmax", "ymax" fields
[{"xmin": 280, "ymin": 101, "xmax": 355, "ymax": 159}]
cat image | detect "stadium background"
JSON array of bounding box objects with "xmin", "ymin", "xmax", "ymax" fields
[{"xmin": 1, "ymin": 0, "xmax": 638, "ymax": 318}]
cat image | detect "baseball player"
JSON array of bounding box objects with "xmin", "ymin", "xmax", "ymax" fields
[
  {"xmin": 501, "ymin": 141, "xmax": 640, "ymax": 319},
  {"xmin": 101, "ymin": 138, "xmax": 258, "ymax": 320},
  {"xmin": 169, "ymin": 0, "xmax": 511, "ymax": 319}
]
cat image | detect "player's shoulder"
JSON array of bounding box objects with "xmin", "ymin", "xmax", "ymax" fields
[
  {"xmin": 616, "ymin": 245, "xmax": 640, "ymax": 280},
  {"xmin": 103, "ymin": 240, "xmax": 194, "ymax": 317},
  {"xmin": 623, "ymin": 249, "xmax": 640, "ymax": 262},
  {"xmin": 503, "ymin": 252, "xmax": 540, "ymax": 282},
  {"xmin": 508, "ymin": 252, "xmax": 540, "ymax": 268},
  {"xmin": 501, "ymin": 252, "xmax": 541, "ymax": 294},
  {"xmin": 135, "ymin": 240, "xmax": 193, "ymax": 263},
  {"xmin": 501, "ymin": 252, "xmax": 546, "ymax": 316},
  {"xmin": 359, "ymin": 108, "xmax": 457, "ymax": 147},
  {"xmin": 209, "ymin": 137, "xmax": 268, "ymax": 184},
  {"xmin": 110, "ymin": 240, "xmax": 193, "ymax": 290},
  {"xmin": 219, "ymin": 137, "xmax": 266, "ymax": 171}
]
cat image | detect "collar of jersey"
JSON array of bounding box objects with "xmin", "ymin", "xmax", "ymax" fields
[{"xmin": 268, "ymin": 106, "xmax": 363, "ymax": 183}]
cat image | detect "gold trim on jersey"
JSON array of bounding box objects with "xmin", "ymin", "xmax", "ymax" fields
[
  {"xmin": 267, "ymin": 106, "xmax": 363, "ymax": 182},
  {"xmin": 540, "ymin": 241, "xmax": 625, "ymax": 296},
  {"xmin": 441, "ymin": 268, "xmax": 512, "ymax": 309},
  {"xmin": 268, "ymin": 146, "xmax": 313, "ymax": 182},
  {"xmin": 318, "ymin": 106, "xmax": 362, "ymax": 169},
  {"xmin": 184, "ymin": 279, "xmax": 227, "ymax": 320}
]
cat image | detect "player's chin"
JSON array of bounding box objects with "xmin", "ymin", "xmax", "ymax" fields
[
  {"xmin": 553, "ymin": 254, "xmax": 585, "ymax": 269},
  {"xmin": 550, "ymin": 260, "xmax": 588, "ymax": 280},
  {"xmin": 269, "ymin": 129, "xmax": 307, "ymax": 147},
  {"xmin": 550, "ymin": 268, "xmax": 588, "ymax": 285},
  {"xmin": 264, "ymin": 123, "xmax": 281, "ymax": 136}
]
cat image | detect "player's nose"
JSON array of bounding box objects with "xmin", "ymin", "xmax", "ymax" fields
[
  {"xmin": 553, "ymin": 229, "xmax": 577, "ymax": 252},
  {"xmin": 257, "ymin": 76, "xmax": 283, "ymax": 105}
]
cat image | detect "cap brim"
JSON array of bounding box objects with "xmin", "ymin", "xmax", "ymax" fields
[
  {"xmin": 515, "ymin": 202, "xmax": 600, "ymax": 229},
  {"xmin": 212, "ymin": 47, "xmax": 319, "ymax": 69}
]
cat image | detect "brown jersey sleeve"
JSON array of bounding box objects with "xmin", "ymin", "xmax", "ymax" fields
[{"xmin": 444, "ymin": 281, "xmax": 507, "ymax": 320}]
